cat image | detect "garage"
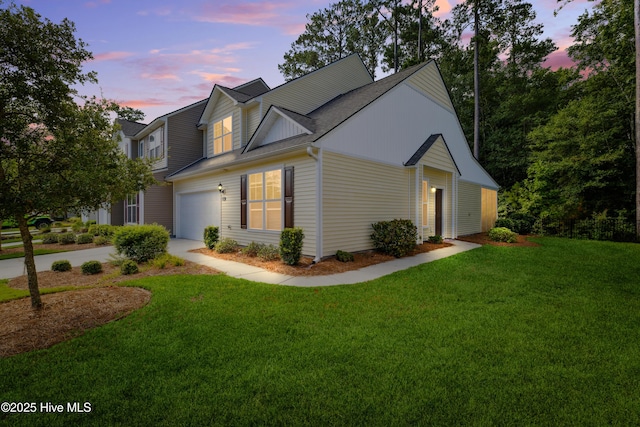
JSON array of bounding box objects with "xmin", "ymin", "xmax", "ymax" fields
[{"xmin": 177, "ymin": 191, "xmax": 219, "ymax": 241}]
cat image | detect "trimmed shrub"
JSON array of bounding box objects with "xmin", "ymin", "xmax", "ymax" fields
[
  {"xmin": 86, "ymin": 220, "xmax": 97, "ymax": 227},
  {"xmin": 489, "ymin": 227, "xmax": 518, "ymax": 243},
  {"xmin": 93, "ymin": 236, "xmax": 110, "ymax": 246},
  {"xmin": 257, "ymin": 244, "xmax": 280, "ymax": 261},
  {"xmin": 113, "ymin": 224, "xmax": 170, "ymax": 263},
  {"xmin": 76, "ymin": 233, "xmax": 93, "ymax": 244},
  {"xmin": 242, "ymin": 241, "xmax": 265, "ymax": 257},
  {"xmin": 280, "ymin": 227, "xmax": 305, "ymax": 265},
  {"xmin": 120, "ymin": 259, "xmax": 138, "ymax": 275},
  {"xmin": 336, "ymin": 250, "xmax": 354, "ymax": 262},
  {"xmin": 57, "ymin": 232, "xmax": 76, "ymax": 245},
  {"xmin": 204, "ymin": 226, "xmax": 219, "ymax": 250},
  {"xmin": 371, "ymin": 219, "xmax": 417, "ymax": 258},
  {"xmin": 427, "ymin": 235, "xmax": 443, "ymax": 244},
  {"xmin": 71, "ymin": 219, "xmax": 85, "ymax": 233},
  {"xmin": 42, "ymin": 234, "xmax": 59, "ymax": 244},
  {"xmin": 51, "ymin": 260, "xmax": 72, "ymax": 272},
  {"xmin": 88, "ymin": 224, "xmax": 117, "ymax": 237},
  {"xmin": 81, "ymin": 260, "xmax": 103, "ymax": 275},
  {"xmin": 215, "ymin": 238, "xmax": 238, "ymax": 254}
]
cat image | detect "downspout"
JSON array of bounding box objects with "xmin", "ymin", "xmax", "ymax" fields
[
  {"xmin": 414, "ymin": 165, "xmax": 420, "ymax": 243},
  {"xmin": 307, "ymin": 146, "xmax": 322, "ymax": 263}
]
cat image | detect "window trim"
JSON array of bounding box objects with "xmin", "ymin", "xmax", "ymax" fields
[
  {"xmin": 248, "ymin": 168, "xmax": 283, "ymax": 231},
  {"xmin": 213, "ymin": 115, "xmax": 233, "ymax": 156},
  {"xmin": 241, "ymin": 166, "xmax": 293, "ymax": 231}
]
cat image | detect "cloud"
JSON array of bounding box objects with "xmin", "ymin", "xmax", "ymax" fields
[
  {"xmin": 194, "ymin": 1, "xmax": 303, "ymax": 35},
  {"xmin": 433, "ymin": 0, "xmax": 453, "ymax": 17},
  {"xmin": 141, "ymin": 73, "xmax": 181, "ymax": 81},
  {"xmin": 92, "ymin": 51, "xmax": 134, "ymax": 61},
  {"xmin": 543, "ymin": 49, "xmax": 576, "ymax": 70},
  {"xmin": 190, "ymin": 71, "xmax": 247, "ymax": 87},
  {"xmin": 117, "ymin": 98, "xmax": 169, "ymax": 109},
  {"xmin": 85, "ymin": 0, "xmax": 111, "ymax": 8}
]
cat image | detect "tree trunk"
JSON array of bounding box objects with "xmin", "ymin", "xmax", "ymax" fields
[
  {"xmin": 635, "ymin": 0, "xmax": 640, "ymax": 237},
  {"xmin": 18, "ymin": 216, "xmax": 42, "ymax": 309},
  {"xmin": 473, "ymin": 1, "xmax": 481, "ymax": 161}
]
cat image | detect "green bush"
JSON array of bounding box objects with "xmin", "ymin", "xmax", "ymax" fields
[
  {"xmin": 71, "ymin": 218, "xmax": 85, "ymax": 233},
  {"xmin": 39, "ymin": 224, "xmax": 51, "ymax": 234},
  {"xmin": 51, "ymin": 260, "xmax": 72, "ymax": 272},
  {"xmin": 120, "ymin": 259, "xmax": 138, "ymax": 275},
  {"xmin": 204, "ymin": 226, "xmax": 219, "ymax": 250},
  {"xmin": 257, "ymin": 244, "xmax": 280, "ymax": 261},
  {"xmin": 152, "ymin": 253, "xmax": 185, "ymax": 269},
  {"xmin": 280, "ymin": 227, "xmax": 305, "ymax": 265},
  {"xmin": 81, "ymin": 260, "xmax": 103, "ymax": 275},
  {"xmin": 57, "ymin": 232, "xmax": 76, "ymax": 245},
  {"xmin": 93, "ymin": 236, "xmax": 110, "ymax": 246},
  {"xmin": 113, "ymin": 224, "xmax": 169, "ymax": 263},
  {"xmin": 336, "ymin": 250, "xmax": 354, "ymax": 262},
  {"xmin": 427, "ymin": 235, "xmax": 443, "ymax": 244},
  {"xmin": 75, "ymin": 233, "xmax": 93, "ymax": 244},
  {"xmin": 489, "ymin": 227, "xmax": 518, "ymax": 243},
  {"xmin": 215, "ymin": 238, "xmax": 238, "ymax": 254},
  {"xmin": 371, "ymin": 219, "xmax": 417, "ymax": 258},
  {"xmin": 42, "ymin": 234, "xmax": 59, "ymax": 244},
  {"xmin": 88, "ymin": 224, "xmax": 117, "ymax": 237},
  {"xmin": 86, "ymin": 220, "xmax": 97, "ymax": 227},
  {"xmin": 242, "ymin": 241, "xmax": 265, "ymax": 257}
]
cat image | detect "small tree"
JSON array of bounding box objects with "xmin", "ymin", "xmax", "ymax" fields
[{"xmin": 0, "ymin": 2, "xmax": 155, "ymax": 309}]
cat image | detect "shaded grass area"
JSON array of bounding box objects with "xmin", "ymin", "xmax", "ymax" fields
[
  {"xmin": 0, "ymin": 248, "xmax": 68, "ymax": 261},
  {"xmin": 1, "ymin": 238, "xmax": 639, "ymax": 425}
]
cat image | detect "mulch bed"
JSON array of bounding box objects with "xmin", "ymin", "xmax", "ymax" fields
[
  {"xmin": 192, "ymin": 241, "xmax": 454, "ymax": 276},
  {"xmin": 457, "ymin": 232, "xmax": 540, "ymax": 247}
]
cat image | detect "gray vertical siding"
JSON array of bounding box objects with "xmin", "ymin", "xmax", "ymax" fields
[{"xmin": 144, "ymin": 171, "xmax": 174, "ymax": 233}]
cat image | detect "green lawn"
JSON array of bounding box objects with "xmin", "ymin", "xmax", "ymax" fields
[
  {"xmin": 1, "ymin": 238, "xmax": 639, "ymax": 425},
  {"xmin": 0, "ymin": 248, "xmax": 69, "ymax": 261}
]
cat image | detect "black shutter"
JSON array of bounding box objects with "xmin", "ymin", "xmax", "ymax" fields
[
  {"xmin": 284, "ymin": 166, "xmax": 294, "ymax": 228},
  {"xmin": 240, "ymin": 174, "xmax": 247, "ymax": 229}
]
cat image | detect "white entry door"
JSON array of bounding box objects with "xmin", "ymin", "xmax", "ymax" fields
[{"xmin": 178, "ymin": 191, "xmax": 219, "ymax": 241}]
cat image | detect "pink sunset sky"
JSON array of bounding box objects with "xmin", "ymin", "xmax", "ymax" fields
[{"xmin": 15, "ymin": 0, "xmax": 595, "ymax": 122}]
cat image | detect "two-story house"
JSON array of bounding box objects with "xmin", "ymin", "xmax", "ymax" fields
[
  {"xmin": 104, "ymin": 99, "xmax": 207, "ymax": 232},
  {"xmin": 166, "ymin": 54, "xmax": 499, "ymax": 261}
]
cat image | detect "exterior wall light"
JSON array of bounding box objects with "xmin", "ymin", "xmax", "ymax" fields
[
  {"xmin": 431, "ymin": 186, "xmax": 436, "ymax": 193},
  {"xmin": 218, "ymin": 183, "xmax": 225, "ymax": 194}
]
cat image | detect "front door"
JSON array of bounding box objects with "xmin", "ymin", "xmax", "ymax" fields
[{"xmin": 435, "ymin": 189, "xmax": 443, "ymax": 236}]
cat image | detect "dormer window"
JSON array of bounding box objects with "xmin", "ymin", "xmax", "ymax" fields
[
  {"xmin": 149, "ymin": 129, "xmax": 164, "ymax": 160},
  {"xmin": 214, "ymin": 116, "xmax": 232, "ymax": 155}
]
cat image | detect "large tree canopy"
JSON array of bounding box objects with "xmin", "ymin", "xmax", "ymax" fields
[{"xmin": 0, "ymin": 2, "xmax": 154, "ymax": 309}]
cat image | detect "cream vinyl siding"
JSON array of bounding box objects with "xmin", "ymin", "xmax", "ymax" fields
[
  {"xmin": 322, "ymin": 151, "xmax": 410, "ymax": 256},
  {"xmin": 423, "ymin": 138, "xmax": 457, "ymax": 172},
  {"xmin": 172, "ymin": 154, "xmax": 317, "ymax": 256},
  {"xmin": 245, "ymin": 105, "xmax": 261, "ymax": 144},
  {"xmin": 406, "ymin": 62, "xmax": 455, "ymax": 112},
  {"xmin": 206, "ymin": 97, "xmax": 240, "ymax": 157},
  {"xmin": 261, "ymin": 55, "xmax": 372, "ymax": 116},
  {"xmin": 421, "ymin": 166, "xmax": 453, "ymax": 238},
  {"xmin": 482, "ymin": 188, "xmax": 498, "ymax": 232},
  {"xmin": 457, "ymin": 181, "xmax": 482, "ymax": 236}
]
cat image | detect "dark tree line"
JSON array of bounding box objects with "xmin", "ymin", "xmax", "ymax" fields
[{"xmin": 279, "ymin": 0, "xmax": 637, "ymax": 223}]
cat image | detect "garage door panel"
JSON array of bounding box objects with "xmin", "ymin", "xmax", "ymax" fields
[{"xmin": 178, "ymin": 191, "xmax": 219, "ymax": 241}]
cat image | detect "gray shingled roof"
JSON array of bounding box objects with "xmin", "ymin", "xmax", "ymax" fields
[
  {"xmin": 116, "ymin": 118, "xmax": 147, "ymax": 136},
  {"xmin": 404, "ymin": 134, "xmax": 461, "ymax": 174},
  {"xmin": 233, "ymin": 78, "xmax": 270, "ymax": 97},
  {"xmin": 218, "ymin": 86, "xmax": 254, "ymax": 103},
  {"xmin": 168, "ymin": 61, "xmax": 430, "ymax": 180}
]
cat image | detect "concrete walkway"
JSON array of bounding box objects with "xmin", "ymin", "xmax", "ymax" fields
[{"xmin": 0, "ymin": 239, "xmax": 481, "ymax": 286}]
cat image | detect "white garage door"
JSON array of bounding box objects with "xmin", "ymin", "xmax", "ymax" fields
[{"xmin": 178, "ymin": 191, "xmax": 219, "ymax": 241}]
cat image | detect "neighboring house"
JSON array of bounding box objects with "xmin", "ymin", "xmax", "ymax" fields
[
  {"xmin": 166, "ymin": 54, "xmax": 499, "ymax": 260},
  {"xmin": 99, "ymin": 99, "xmax": 207, "ymax": 232}
]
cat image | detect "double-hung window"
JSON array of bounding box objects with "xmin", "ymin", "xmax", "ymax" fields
[
  {"xmin": 148, "ymin": 129, "xmax": 164, "ymax": 160},
  {"xmin": 248, "ymin": 169, "xmax": 282, "ymax": 231},
  {"xmin": 213, "ymin": 116, "xmax": 232, "ymax": 155},
  {"xmin": 126, "ymin": 194, "xmax": 138, "ymax": 224}
]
